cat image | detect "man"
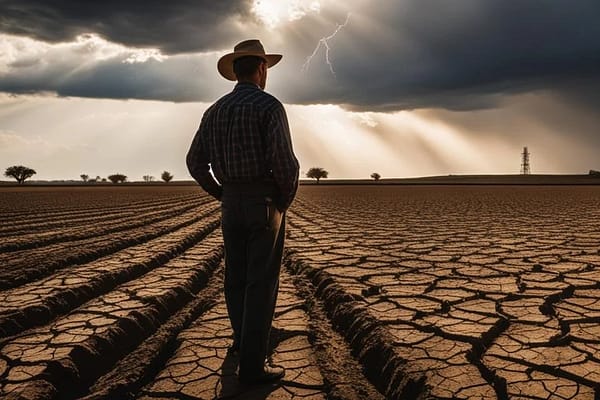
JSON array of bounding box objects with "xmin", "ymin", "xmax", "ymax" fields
[{"xmin": 186, "ymin": 39, "xmax": 300, "ymax": 384}]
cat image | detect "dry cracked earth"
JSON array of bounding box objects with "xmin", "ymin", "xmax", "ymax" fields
[{"xmin": 1, "ymin": 185, "xmax": 600, "ymax": 400}]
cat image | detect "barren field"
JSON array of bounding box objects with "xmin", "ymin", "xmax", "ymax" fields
[{"xmin": 1, "ymin": 185, "xmax": 600, "ymax": 400}]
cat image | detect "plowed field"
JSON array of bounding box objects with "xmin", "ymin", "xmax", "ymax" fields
[{"xmin": 1, "ymin": 185, "xmax": 599, "ymax": 400}]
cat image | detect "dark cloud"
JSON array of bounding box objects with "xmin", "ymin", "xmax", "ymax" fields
[
  {"xmin": 0, "ymin": 0, "xmax": 256, "ymax": 53},
  {"xmin": 282, "ymin": 0, "xmax": 600, "ymax": 110},
  {"xmin": 0, "ymin": 0, "xmax": 599, "ymax": 111},
  {"xmin": 0, "ymin": 51, "xmax": 231, "ymax": 102}
]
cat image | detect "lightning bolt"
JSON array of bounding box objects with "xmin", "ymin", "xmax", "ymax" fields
[{"xmin": 302, "ymin": 13, "xmax": 351, "ymax": 78}]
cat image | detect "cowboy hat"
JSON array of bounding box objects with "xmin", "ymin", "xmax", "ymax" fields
[{"xmin": 217, "ymin": 39, "xmax": 282, "ymax": 81}]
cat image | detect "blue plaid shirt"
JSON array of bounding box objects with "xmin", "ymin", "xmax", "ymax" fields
[{"xmin": 187, "ymin": 82, "xmax": 299, "ymax": 210}]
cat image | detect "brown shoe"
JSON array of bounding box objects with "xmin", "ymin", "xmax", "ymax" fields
[{"xmin": 239, "ymin": 365, "xmax": 285, "ymax": 384}]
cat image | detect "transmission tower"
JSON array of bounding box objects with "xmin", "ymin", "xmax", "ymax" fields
[{"xmin": 521, "ymin": 146, "xmax": 531, "ymax": 175}]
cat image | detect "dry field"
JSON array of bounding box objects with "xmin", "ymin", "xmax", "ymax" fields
[{"xmin": 1, "ymin": 185, "xmax": 600, "ymax": 400}]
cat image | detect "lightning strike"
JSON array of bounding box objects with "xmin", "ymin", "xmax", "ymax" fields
[{"xmin": 302, "ymin": 13, "xmax": 351, "ymax": 78}]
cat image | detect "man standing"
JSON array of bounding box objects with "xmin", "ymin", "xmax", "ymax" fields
[{"xmin": 186, "ymin": 39, "xmax": 299, "ymax": 384}]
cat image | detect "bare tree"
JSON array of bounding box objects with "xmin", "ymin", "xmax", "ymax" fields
[
  {"xmin": 370, "ymin": 172, "xmax": 381, "ymax": 181},
  {"xmin": 4, "ymin": 165, "xmax": 36, "ymax": 184},
  {"xmin": 306, "ymin": 167, "xmax": 328, "ymax": 184},
  {"xmin": 161, "ymin": 171, "xmax": 174, "ymax": 183},
  {"xmin": 107, "ymin": 173, "xmax": 127, "ymax": 183},
  {"xmin": 80, "ymin": 174, "xmax": 89, "ymax": 182},
  {"xmin": 143, "ymin": 175, "xmax": 155, "ymax": 182}
]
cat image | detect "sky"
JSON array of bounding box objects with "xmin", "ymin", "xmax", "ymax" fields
[{"xmin": 1, "ymin": 0, "xmax": 599, "ymax": 180}]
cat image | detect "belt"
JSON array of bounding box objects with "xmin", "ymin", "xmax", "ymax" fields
[{"xmin": 222, "ymin": 181, "xmax": 277, "ymax": 196}]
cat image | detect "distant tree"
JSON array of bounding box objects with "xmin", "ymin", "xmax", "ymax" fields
[
  {"xmin": 306, "ymin": 167, "xmax": 328, "ymax": 184},
  {"xmin": 590, "ymin": 170, "xmax": 600, "ymax": 176},
  {"xmin": 143, "ymin": 175, "xmax": 155, "ymax": 182},
  {"xmin": 96, "ymin": 176, "xmax": 102, "ymax": 182},
  {"xmin": 371, "ymin": 172, "xmax": 381, "ymax": 181},
  {"xmin": 4, "ymin": 165, "xmax": 36, "ymax": 184},
  {"xmin": 161, "ymin": 171, "xmax": 174, "ymax": 183},
  {"xmin": 107, "ymin": 173, "xmax": 127, "ymax": 183},
  {"xmin": 101, "ymin": 178, "xmax": 107, "ymax": 182},
  {"xmin": 80, "ymin": 174, "xmax": 89, "ymax": 182}
]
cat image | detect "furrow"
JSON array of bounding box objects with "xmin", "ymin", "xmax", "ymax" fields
[
  {"xmin": 0, "ymin": 214, "xmax": 220, "ymax": 338},
  {"xmin": 283, "ymin": 252, "xmax": 428, "ymax": 400},
  {"xmin": 0, "ymin": 204, "xmax": 219, "ymax": 290},
  {"xmin": 0, "ymin": 192, "xmax": 201, "ymax": 225},
  {"xmin": 78, "ymin": 263, "xmax": 225, "ymax": 400},
  {"xmin": 0, "ymin": 196, "xmax": 207, "ymax": 238},
  {"xmin": 0, "ymin": 233, "xmax": 224, "ymax": 400},
  {"xmin": 0, "ymin": 198, "xmax": 211, "ymax": 251},
  {"xmin": 137, "ymin": 270, "xmax": 331, "ymax": 400}
]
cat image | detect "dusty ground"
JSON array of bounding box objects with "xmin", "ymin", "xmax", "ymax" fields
[{"xmin": 1, "ymin": 185, "xmax": 599, "ymax": 399}]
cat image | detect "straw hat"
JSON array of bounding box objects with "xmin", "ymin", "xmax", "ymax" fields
[{"xmin": 217, "ymin": 39, "xmax": 282, "ymax": 81}]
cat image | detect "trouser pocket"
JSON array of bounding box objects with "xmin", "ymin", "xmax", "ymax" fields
[
  {"xmin": 243, "ymin": 197, "xmax": 279, "ymax": 231},
  {"xmin": 264, "ymin": 197, "xmax": 281, "ymax": 231}
]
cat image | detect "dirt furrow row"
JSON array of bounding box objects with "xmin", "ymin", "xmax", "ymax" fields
[
  {"xmin": 137, "ymin": 267, "xmax": 382, "ymax": 400},
  {"xmin": 284, "ymin": 250, "xmax": 428, "ymax": 400},
  {"xmin": 79, "ymin": 262, "xmax": 226, "ymax": 400},
  {"xmin": 0, "ymin": 233, "xmax": 224, "ymax": 400},
  {"xmin": 0, "ymin": 215, "xmax": 221, "ymax": 338},
  {"xmin": 0, "ymin": 191, "xmax": 201, "ymax": 223},
  {"xmin": 0, "ymin": 204, "xmax": 219, "ymax": 290},
  {"xmin": 0, "ymin": 197, "xmax": 213, "ymax": 252},
  {"xmin": 0, "ymin": 196, "xmax": 208, "ymax": 237}
]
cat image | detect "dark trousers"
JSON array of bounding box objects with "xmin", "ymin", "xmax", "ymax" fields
[{"xmin": 221, "ymin": 184, "xmax": 285, "ymax": 376}]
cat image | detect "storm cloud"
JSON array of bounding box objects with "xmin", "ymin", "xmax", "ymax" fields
[
  {"xmin": 0, "ymin": 0, "xmax": 599, "ymax": 111},
  {"xmin": 283, "ymin": 0, "xmax": 600, "ymax": 110},
  {"xmin": 0, "ymin": 0, "xmax": 257, "ymax": 53}
]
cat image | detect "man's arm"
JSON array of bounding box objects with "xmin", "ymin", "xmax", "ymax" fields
[
  {"xmin": 267, "ymin": 102, "xmax": 300, "ymax": 211},
  {"xmin": 186, "ymin": 114, "xmax": 223, "ymax": 200}
]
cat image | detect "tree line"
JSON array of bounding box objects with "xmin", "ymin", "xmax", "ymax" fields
[
  {"xmin": 3, "ymin": 165, "xmax": 176, "ymax": 184},
  {"xmin": 4, "ymin": 165, "xmax": 389, "ymax": 184}
]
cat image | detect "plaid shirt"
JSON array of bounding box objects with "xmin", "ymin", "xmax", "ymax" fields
[{"xmin": 186, "ymin": 82, "xmax": 300, "ymax": 210}]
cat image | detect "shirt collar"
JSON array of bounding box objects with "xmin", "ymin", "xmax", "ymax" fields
[{"xmin": 235, "ymin": 82, "xmax": 262, "ymax": 90}]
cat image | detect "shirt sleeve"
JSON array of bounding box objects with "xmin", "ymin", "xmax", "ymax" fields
[
  {"xmin": 266, "ymin": 102, "xmax": 300, "ymax": 211},
  {"xmin": 186, "ymin": 113, "xmax": 223, "ymax": 201}
]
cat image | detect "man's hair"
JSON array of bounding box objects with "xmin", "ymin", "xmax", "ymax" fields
[{"xmin": 233, "ymin": 56, "xmax": 265, "ymax": 80}]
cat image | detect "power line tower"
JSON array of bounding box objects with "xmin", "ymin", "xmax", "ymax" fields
[{"xmin": 521, "ymin": 146, "xmax": 531, "ymax": 175}]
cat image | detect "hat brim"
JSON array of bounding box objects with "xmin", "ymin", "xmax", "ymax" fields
[{"xmin": 217, "ymin": 52, "xmax": 282, "ymax": 81}]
